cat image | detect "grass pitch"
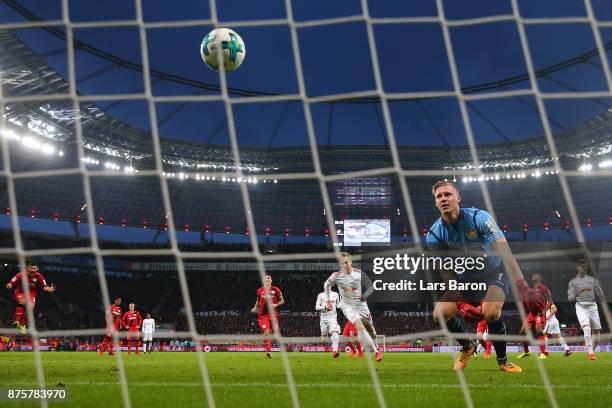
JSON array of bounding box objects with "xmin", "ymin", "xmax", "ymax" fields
[{"xmin": 0, "ymin": 352, "xmax": 610, "ymax": 407}]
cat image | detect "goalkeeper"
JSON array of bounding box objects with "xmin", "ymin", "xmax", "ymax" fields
[{"xmin": 426, "ymin": 181, "xmax": 546, "ymax": 373}]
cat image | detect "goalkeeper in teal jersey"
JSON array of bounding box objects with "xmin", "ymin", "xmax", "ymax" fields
[{"xmin": 426, "ymin": 181, "xmax": 546, "ymax": 373}]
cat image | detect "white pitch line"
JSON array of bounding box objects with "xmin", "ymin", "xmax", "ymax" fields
[{"xmin": 3, "ymin": 382, "xmax": 610, "ymax": 390}]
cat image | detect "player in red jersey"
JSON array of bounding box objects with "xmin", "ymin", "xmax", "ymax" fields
[
  {"xmin": 476, "ymin": 319, "xmax": 493, "ymax": 359},
  {"xmin": 456, "ymin": 301, "xmax": 492, "ymax": 358},
  {"xmin": 5, "ymin": 261, "xmax": 55, "ymax": 333},
  {"xmin": 518, "ymin": 273, "xmax": 552, "ymax": 359},
  {"xmin": 122, "ymin": 303, "xmax": 143, "ymax": 355},
  {"xmin": 342, "ymin": 321, "xmax": 363, "ymax": 357},
  {"xmin": 99, "ymin": 297, "xmax": 122, "ymax": 355},
  {"xmin": 250, "ymin": 275, "xmax": 284, "ymax": 358}
]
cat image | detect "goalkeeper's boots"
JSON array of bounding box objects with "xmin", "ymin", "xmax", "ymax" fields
[
  {"xmin": 498, "ymin": 358, "xmax": 522, "ymax": 373},
  {"xmin": 587, "ymin": 352, "xmax": 597, "ymax": 361},
  {"xmin": 538, "ymin": 353, "xmax": 548, "ymax": 360},
  {"xmin": 453, "ymin": 339, "xmax": 477, "ymax": 370},
  {"xmin": 516, "ymin": 351, "xmax": 531, "ymax": 359},
  {"xmin": 375, "ymin": 351, "xmax": 383, "ymax": 362}
]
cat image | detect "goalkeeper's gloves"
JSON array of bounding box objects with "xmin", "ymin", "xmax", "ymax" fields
[
  {"xmin": 516, "ymin": 278, "xmax": 547, "ymax": 314},
  {"xmin": 456, "ymin": 302, "xmax": 484, "ymax": 322}
]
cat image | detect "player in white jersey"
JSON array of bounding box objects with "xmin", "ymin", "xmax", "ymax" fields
[
  {"xmin": 567, "ymin": 258, "xmax": 604, "ymax": 360},
  {"xmin": 324, "ymin": 251, "xmax": 383, "ymax": 362},
  {"xmin": 142, "ymin": 313, "xmax": 155, "ymax": 354},
  {"xmin": 543, "ymin": 303, "xmax": 571, "ymax": 356},
  {"xmin": 315, "ymin": 290, "xmax": 341, "ymax": 358}
]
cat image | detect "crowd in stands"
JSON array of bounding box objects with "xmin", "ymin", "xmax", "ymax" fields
[{"xmin": 0, "ymin": 232, "xmax": 607, "ymax": 350}]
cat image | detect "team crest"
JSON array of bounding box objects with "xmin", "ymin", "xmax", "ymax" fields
[{"xmin": 465, "ymin": 229, "xmax": 477, "ymax": 239}]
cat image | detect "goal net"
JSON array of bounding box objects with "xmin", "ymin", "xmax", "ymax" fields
[{"xmin": 0, "ymin": 0, "xmax": 611, "ymax": 407}]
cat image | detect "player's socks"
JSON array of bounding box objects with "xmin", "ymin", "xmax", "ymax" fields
[
  {"xmin": 522, "ymin": 341, "xmax": 529, "ymax": 353},
  {"xmin": 583, "ymin": 326, "xmax": 594, "ymax": 354},
  {"xmin": 136, "ymin": 341, "xmax": 141, "ymax": 354},
  {"xmin": 20, "ymin": 309, "xmax": 28, "ymax": 326},
  {"xmin": 15, "ymin": 305, "xmax": 24, "ymax": 325},
  {"xmin": 485, "ymin": 340, "xmax": 492, "ymax": 357},
  {"xmin": 487, "ymin": 318, "xmax": 507, "ymax": 361},
  {"xmin": 331, "ymin": 332, "xmax": 339, "ymax": 353},
  {"xmin": 264, "ymin": 339, "xmax": 272, "ymax": 353},
  {"xmin": 445, "ymin": 317, "xmax": 470, "ymax": 348},
  {"xmin": 357, "ymin": 329, "xmax": 377, "ymax": 352},
  {"xmin": 558, "ymin": 336, "xmax": 569, "ymax": 351},
  {"xmin": 538, "ymin": 335, "xmax": 546, "ymax": 354}
]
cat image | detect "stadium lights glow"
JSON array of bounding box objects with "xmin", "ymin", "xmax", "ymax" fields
[
  {"xmin": 21, "ymin": 136, "xmax": 42, "ymax": 149},
  {"xmin": 599, "ymin": 159, "xmax": 612, "ymax": 168},
  {"xmin": 578, "ymin": 163, "xmax": 593, "ymax": 172},
  {"xmin": 104, "ymin": 161, "xmax": 121, "ymax": 170},
  {"xmin": 0, "ymin": 128, "xmax": 20, "ymax": 140},
  {"xmin": 461, "ymin": 168, "xmax": 560, "ymax": 184},
  {"xmin": 41, "ymin": 144, "xmax": 55, "ymax": 155}
]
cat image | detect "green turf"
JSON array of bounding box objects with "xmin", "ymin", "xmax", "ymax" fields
[{"xmin": 0, "ymin": 352, "xmax": 610, "ymax": 407}]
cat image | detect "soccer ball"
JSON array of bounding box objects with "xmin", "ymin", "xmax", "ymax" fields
[{"xmin": 200, "ymin": 28, "xmax": 246, "ymax": 72}]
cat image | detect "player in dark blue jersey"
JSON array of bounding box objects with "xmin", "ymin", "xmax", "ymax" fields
[{"xmin": 427, "ymin": 181, "xmax": 545, "ymax": 373}]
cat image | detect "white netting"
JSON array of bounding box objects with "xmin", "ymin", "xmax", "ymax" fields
[{"xmin": 0, "ymin": 0, "xmax": 611, "ymax": 407}]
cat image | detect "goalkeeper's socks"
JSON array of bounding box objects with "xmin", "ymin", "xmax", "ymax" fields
[
  {"xmin": 487, "ymin": 318, "xmax": 507, "ymax": 361},
  {"xmin": 357, "ymin": 329, "xmax": 377, "ymax": 352},
  {"xmin": 446, "ymin": 317, "xmax": 469, "ymax": 348}
]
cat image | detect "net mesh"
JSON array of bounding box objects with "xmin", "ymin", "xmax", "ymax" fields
[{"xmin": 0, "ymin": 0, "xmax": 611, "ymax": 407}]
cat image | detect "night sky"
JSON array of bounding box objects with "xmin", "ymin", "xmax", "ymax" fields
[{"xmin": 1, "ymin": 0, "xmax": 610, "ymax": 148}]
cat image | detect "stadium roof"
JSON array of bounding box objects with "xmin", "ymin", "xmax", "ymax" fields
[{"xmin": 1, "ymin": 28, "xmax": 611, "ymax": 235}]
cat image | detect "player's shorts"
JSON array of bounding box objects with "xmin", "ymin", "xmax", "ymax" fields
[
  {"xmin": 258, "ymin": 315, "xmax": 279, "ymax": 333},
  {"xmin": 320, "ymin": 318, "xmax": 340, "ymax": 336},
  {"xmin": 476, "ymin": 319, "xmax": 488, "ymax": 334},
  {"xmin": 142, "ymin": 332, "xmax": 153, "ymax": 342},
  {"xmin": 343, "ymin": 322, "xmax": 357, "ymax": 338},
  {"xmin": 544, "ymin": 316, "xmax": 560, "ymax": 335},
  {"xmin": 458, "ymin": 270, "xmax": 511, "ymax": 302},
  {"xmin": 575, "ymin": 302, "xmax": 601, "ymax": 330},
  {"xmin": 126, "ymin": 328, "xmax": 139, "ymax": 340},
  {"xmin": 341, "ymin": 304, "xmax": 371, "ymax": 325},
  {"xmin": 14, "ymin": 290, "xmax": 36, "ymax": 305}
]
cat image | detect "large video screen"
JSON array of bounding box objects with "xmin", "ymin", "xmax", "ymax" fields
[{"xmin": 340, "ymin": 219, "xmax": 391, "ymax": 247}]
